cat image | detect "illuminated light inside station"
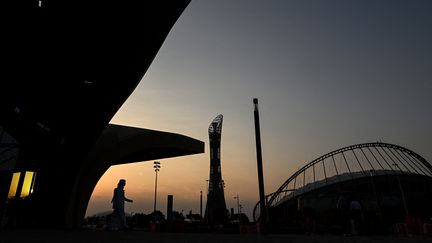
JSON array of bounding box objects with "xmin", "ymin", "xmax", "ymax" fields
[
  {"xmin": 7, "ymin": 171, "xmax": 36, "ymax": 199},
  {"xmin": 7, "ymin": 172, "xmax": 21, "ymax": 198},
  {"xmin": 20, "ymin": 171, "xmax": 35, "ymax": 198}
]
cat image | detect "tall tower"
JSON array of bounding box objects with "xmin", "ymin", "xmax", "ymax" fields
[{"xmin": 205, "ymin": 114, "xmax": 228, "ymax": 224}]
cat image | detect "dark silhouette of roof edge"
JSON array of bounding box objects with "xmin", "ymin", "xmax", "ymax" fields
[{"xmin": 96, "ymin": 123, "xmax": 205, "ymax": 165}]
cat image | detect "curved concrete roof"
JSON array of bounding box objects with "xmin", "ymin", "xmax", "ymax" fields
[
  {"xmin": 100, "ymin": 124, "xmax": 204, "ymax": 165},
  {"xmin": 0, "ymin": 1, "xmax": 198, "ymax": 228},
  {"xmin": 66, "ymin": 124, "xmax": 204, "ymax": 228}
]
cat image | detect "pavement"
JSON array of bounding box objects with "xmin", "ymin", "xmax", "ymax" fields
[{"xmin": 0, "ymin": 230, "xmax": 430, "ymax": 243}]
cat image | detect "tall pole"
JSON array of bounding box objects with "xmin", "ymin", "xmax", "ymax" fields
[
  {"xmin": 154, "ymin": 170, "xmax": 158, "ymax": 212},
  {"xmin": 234, "ymin": 194, "xmax": 240, "ymax": 214},
  {"xmin": 253, "ymin": 98, "xmax": 267, "ymax": 232},
  {"xmin": 200, "ymin": 190, "xmax": 203, "ymax": 218},
  {"xmin": 205, "ymin": 180, "xmax": 209, "ymax": 223},
  {"xmin": 153, "ymin": 161, "xmax": 161, "ymax": 213}
]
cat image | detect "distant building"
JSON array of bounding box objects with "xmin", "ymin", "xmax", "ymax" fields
[{"xmin": 205, "ymin": 115, "xmax": 228, "ymax": 224}]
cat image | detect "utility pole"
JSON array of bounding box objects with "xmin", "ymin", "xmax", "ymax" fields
[
  {"xmin": 253, "ymin": 98, "xmax": 267, "ymax": 233},
  {"xmin": 153, "ymin": 161, "xmax": 161, "ymax": 213}
]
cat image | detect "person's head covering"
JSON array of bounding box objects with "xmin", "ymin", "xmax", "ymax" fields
[{"xmin": 118, "ymin": 179, "xmax": 126, "ymax": 186}]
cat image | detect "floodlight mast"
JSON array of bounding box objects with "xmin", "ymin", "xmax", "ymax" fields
[
  {"xmin": 153, "ymin": 161, "xmax": 161, "ymax": 213},
  {"xmin": 253, "ymin": 98, "xmax": 267, "ymax": 233}
]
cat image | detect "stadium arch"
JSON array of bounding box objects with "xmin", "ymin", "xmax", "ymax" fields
[{"xmin": 254, "ymin": 142, "xmax": 432, "ymax": 233}]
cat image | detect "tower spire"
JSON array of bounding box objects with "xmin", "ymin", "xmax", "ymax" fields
[{"xmin": 204, "ymin": 114, "xmax": 228, "ymax": 225}]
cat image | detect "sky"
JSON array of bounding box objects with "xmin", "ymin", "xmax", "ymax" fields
[{"xmin": 86, "ymin": 0, "xmax": 432, "ymax": 219}]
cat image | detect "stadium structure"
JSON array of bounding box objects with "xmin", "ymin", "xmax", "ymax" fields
[
  {"xmin": 254, "ymin": 142, "xmax": 432, "ymax": 233},
  {"xmin": 0, "ymin": 1, "xmax": 204, "ymax": 228}
]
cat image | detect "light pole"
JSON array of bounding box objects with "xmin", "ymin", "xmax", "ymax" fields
[
  {"xmin": 234, "ymin": 194, "xmax": 240, "ymax": 214},
  {"xmin": 153, "ymin": 161, "xmax": 161, "ymax": 213},
  {"xmin": 253, "ymin": 98, "xmax": 267, "ymax": 233}
]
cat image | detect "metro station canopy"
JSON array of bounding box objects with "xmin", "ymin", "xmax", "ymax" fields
[{"xmin": 0, "ymin": 1, "xmax": 203, "ymax": 228}]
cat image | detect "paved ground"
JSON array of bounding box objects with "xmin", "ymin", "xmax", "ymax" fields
[{"xmin": 1, "ymin": 230, "xmax": 430, "ymax": 243}]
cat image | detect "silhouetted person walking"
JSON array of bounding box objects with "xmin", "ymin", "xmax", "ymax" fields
[
  {"xmin": 349, "ymin": 199, "xmax": 362, "ymax": 235},
  {"xmin": 298, "ymin": 197, "xmax": 316, "ymax": 234},
  {"xmin": 109, "ymin": 179, "xmax": 133, "ymax": 230},
  {"xmin": 303, "ymin": 206, "xmax": 317, "ymax": 234},
  {"xmin": 336, "ymin": 195, "xmax": 349, "ymax": 234}
]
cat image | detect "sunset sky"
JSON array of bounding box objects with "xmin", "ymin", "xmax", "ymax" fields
[{"xmin": 86, "ymin": 0, "xmax": 432, "ymax": 219}]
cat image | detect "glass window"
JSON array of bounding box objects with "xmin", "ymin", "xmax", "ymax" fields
[
  {"xmin": 20, "ymin": 171, "xmax": 35, "ymax": 198},
  {"xmin": 8, "ymin": 172, "xmax": 21, "ymax": 198}
]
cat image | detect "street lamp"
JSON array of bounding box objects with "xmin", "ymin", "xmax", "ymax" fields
[{"xmin": 153, "ymin": 161, "xmax": 161, "ymax": 213}]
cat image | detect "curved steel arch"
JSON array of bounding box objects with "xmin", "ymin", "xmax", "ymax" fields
[{"xmin": 267, "ymin": 142, "xmax": 432, "ymax": 208}]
